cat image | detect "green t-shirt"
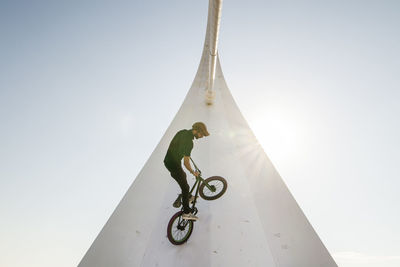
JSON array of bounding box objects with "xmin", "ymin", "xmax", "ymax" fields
[{"xmin": 164, "ymin": 129, "xmax": 194, "ymax": 168}]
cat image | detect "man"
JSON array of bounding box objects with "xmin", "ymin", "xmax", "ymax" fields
[{"xmin": 164, "ymin": 122, "xmax": 210, "ymax": 221}]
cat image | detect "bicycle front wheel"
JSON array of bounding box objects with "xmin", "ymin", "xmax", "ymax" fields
[
  {"xmin": 167, "ymin": 211, "xmax": 194, "ymax": 245},
  {"xmin": 199, "ymin": 176, "xmax": 227, "ymax": 200}
]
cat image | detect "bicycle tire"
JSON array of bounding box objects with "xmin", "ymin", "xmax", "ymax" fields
[
  {"xmin": 199, "ymin": 176, "xmax": 227, "ymax": 200},
  {"xmin": 167, "ymin": 211, "xmax": 194, "ymax": 245}
]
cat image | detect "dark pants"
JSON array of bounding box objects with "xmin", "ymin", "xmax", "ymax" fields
[{"xmin": 165, "ymin": 163, "xmax": 191, "ymax": 213}]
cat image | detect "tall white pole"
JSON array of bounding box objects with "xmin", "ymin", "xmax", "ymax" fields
[{"xmin": 205, "ymin": 0, "xmax": 223, "ymax": 105}]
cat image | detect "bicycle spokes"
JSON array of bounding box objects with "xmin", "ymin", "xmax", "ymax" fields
[
  {"xmin": 167, "ymin": 212, "xmax": 194, "ymax": 245},
  {"xmin": 203, "ymin": 180, "xmax": 222, "ymax": 195},
  {"xmin": 199, "ymin": 176, "xmax": 228, "ymax": 200},
  {"xmin": 172, "ymin": 221, "xmax": 190, "ymax": 242}
]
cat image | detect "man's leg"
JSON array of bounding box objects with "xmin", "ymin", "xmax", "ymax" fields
[{"xmin": 170, "ymin": 168, "xmax": 191, "ymax": 214}]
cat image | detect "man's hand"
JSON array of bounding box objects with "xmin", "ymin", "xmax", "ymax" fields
[
  {"xmin": 192, "ymin": 170, "xmax": 200, "ymax": 177},
  {"xmin": 184, "ymin": 156, "xmax": 199, "ymax": 177}
]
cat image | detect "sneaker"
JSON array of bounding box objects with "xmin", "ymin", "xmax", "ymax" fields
[
  {"xmin": 173, "ymin": 194, "xmax": 182, "ymax": 208},
  {"xmin": 182, "ymin": 213, "xmax": 198, "ymax": 221}
]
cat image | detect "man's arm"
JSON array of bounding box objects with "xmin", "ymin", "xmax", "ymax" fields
[{"xmin": 183, "ymin": 156, "xmax": 199, "ymax": 176}]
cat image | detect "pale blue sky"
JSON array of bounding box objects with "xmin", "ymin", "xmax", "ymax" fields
[{"xmin": 1, "ymin": 1, "xmax": 399, "ymax": 266}]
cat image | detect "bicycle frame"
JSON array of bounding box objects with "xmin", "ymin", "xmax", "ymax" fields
[
  {"xmin": 188, "ymin": 158, "xmax": 216, "ymax": 209},
  {"xmin": 168, "ymin": 159, "xmax": 228, "ymax": 245},
  {"xmin": 188, "ymin": 175, "xmax": 202, "ymax": 208},
  {"xmin": 176, "ymin": 167, "xmax": 218, "ymax": 226}
]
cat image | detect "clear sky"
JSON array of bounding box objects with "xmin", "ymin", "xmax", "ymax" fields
[{"xmin": 1, "ymin": 0, "xmax": 399, "ymax": 266}]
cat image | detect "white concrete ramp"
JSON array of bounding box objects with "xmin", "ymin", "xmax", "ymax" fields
[{"xmin": 79, "ymin": 1, "xmax": 337, "ymax": 266}]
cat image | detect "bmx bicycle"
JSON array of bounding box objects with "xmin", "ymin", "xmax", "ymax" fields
[{"xmin": 167, "ymin": 158, "xmax": 227, "ymax": 245}]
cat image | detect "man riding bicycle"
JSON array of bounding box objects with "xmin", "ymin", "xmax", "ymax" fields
[{"xmin": 164, "ymin": 122, "xmax": 210, "ymax": 221}]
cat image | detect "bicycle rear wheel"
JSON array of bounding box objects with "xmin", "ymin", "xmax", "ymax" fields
[
  {"xmin": 167, "ymin": 211, "xmax": 194, "ymax": 245},
  {"xmin": 199, "ymin": 176, "xmax": 227, "ymax": 200}
]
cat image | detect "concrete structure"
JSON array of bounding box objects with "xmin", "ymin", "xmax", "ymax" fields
[{"xmin": 79, "ymin": 1, "xmax": 337, "ymax": 266}]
